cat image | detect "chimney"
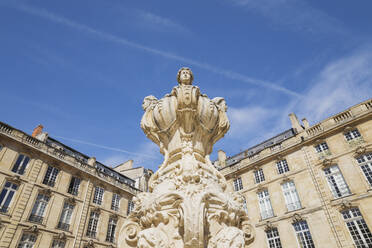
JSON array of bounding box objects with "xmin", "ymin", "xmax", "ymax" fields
[
  {"xmin": 32, "ymin": 124, "xmax": 44, "ymax": 137},
  {"xmin": 218, "ymin": 150, "xmax": 227, "ymax": 167},
  {"xmin": 289, "ymin": 113, "xmax": 304, "ymax": 133},
  {"xmin": 302, "ymin": 118, "xmax": 310, "ymax": 129}
]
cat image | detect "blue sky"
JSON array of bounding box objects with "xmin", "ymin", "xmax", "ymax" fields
[{"xmin": 1, "ymin": 0, "xmax": 372, "ymax": 171}]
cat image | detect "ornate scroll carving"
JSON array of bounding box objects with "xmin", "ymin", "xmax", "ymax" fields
[{"xmin": 118, "ymin": 68, "xmax": 254, "ymax": 248}]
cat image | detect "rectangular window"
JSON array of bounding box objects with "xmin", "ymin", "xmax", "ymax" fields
[
  {"xmin": 67, "ymin": 177, "xmax": 80, "ymax": 196},
  {"xmin": 29, "ymin": 193, "xmax": 50, "ymax": 223},
  {"xmin": 314, "ymin": 142, "xmax": 329, "ymax": 153},
  {"xmin": 281, "ymin": 181, "xmax": 301, "ymax": 211},
  {"xmin": 57, "ymin": 202, "xmax": 74, "ymax": 231},
  {"xmin": 257, "ymin": 190, "xmax": 274, "ymax": 220},
  {"xmin": 276, "ymin": 160, "xmax": 290, "ymax": 174},
  {"xmin": 344, "ymin": 129, "xmax": 362, "ymax": 141},
  {"xmin": 127, "ymin": 201, "xmax": 134, "ymax": 215},
  {"xmin": 293, "ymin": 221, "xmax": 315, "ymax": 248},
  {"xmin": 254, "ymin": 169, "xmax": 265, "ymax": 184},
  {"xmin": 0, "ymin": 181, "xmax": 18, "ymax": 213},
  {"xmin": 12, "ymin": 154, "xmax": 30, "ymax": 175},
  {"xmin": 93, "ymin": 186, "xmax": 104, "ymax": 205},
  {"xmin": 233, "ymin": 177, "xmax": 243, "ymax": 191},
  {"xmin": 106, "ymin": 217, "xmax": 117, "ymax": 243},
  {"xmin": 356, "ymin": 153, "xmax": 372, "ymax": 187},
  {"xmin": 266, "ymin": 228, "xmax": 282, "ymax": 248},
  {"xmin": 51, "ymin": 239, "xmax": 65, "ymax": 248},
  {"xmin": 342, "ymin": 208, "xmax": 372, "ymax": 247},
  {"xmin": 86, "ymin": 211, "xmax": 99, "ymax": 238},
  {"xmin": 18, "ymin": 233, "xmax": 37, "ymax": 248},
  {"xmin": 43, "ymin": 166, "xmax": 59, "ymax": 187},
  {"xmin": 324, "ymin": 165, "xmax": 351, "ymax": 198},
  {"xmin": 111, "ymin": 193, "xmax": 121, "ymax": 211}
]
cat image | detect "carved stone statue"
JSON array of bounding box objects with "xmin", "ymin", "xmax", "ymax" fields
[{"xmin": 118, "ymin": 68, "xmax": 254, "ymax": 248}]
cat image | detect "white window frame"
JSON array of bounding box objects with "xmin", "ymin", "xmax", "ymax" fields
[
  {"xmin": 86, "ymin": 211, "xmax": 99, "ymax": 238},
  {"xmin": 344, "ymin": 129, "xmax": 362, "ymax": 141},
  {"xmin": 67, "ymin": 177, "xmax": 80, "ymax": 196},
  {"xmin": 314, "ymin": 142, "xmax": 329, "ymax": 153},
  {"xmin": 18, "ymin": 233, "xmax": 37, "ymax": 248},
  {"xmin": 111, "ymin": 193, "xmax": 121, "ymax": 211},
  {"xmin": 11, "ymin": 154, "xmax": 30, "ymax": 175},
  {"xmin": 51, "ymin": 239, "xmax": 65, "ymax": 248},
  {"xmin": 356, "ymin": 153, "xmax": 372, "ymax": 187},
  {"xmin": 281, "ymin": 181, "xmax": 301, "ymax": 211},
  {"xmin": 254, "ymin": 169, "xmax": 265, "ymax": 184},
  {"xmin": 43, "ymin": 166, "xmax": 59, "ymax": 187},
  {"xmin": 258, "ymin": 190, "xmax": 274, "ymax": 220},
  {"xmin": 323, "ymin": 165, "xmax": 351, "ymax": 198},
  {"xmin": 266, "ymin": 228, "xmax": 282, "ymax": 248},
  {"xmin": 293, "ymin": 220, "xmax": 315, "ymax": 248},
  {"xmin": 93, "ymin": 186, "xmax": 104, "ymax": 205},
  {"xmin": 242, "ymin": 196, "xmax": 248, "ymax": 214},
  {"xmin": 106, "ymin": 217, "xmax": 117, "ymax": 243},
  {"xmin": 233, "ymin": 177, "xmax": 243, "ymax": 191},
  {"xmin": 276, "ymin": 160, "xmax": 290, "ymax": 174},
  {"xmin": 29, "ymin": 193, "xmax": 50, "ymax": 222},
  {"xmin": 58, "ymin": 202, "xmax": 74, "ymax": 230},
  {"xmin": 0, "ymin": 181, "xmax": 18, "ymax": 213},
  {"xmin": 127, "ymin": 200, "xmax": 134, "ymax": 215},
  {"xmin": 342, "ymin": 208, "xmax": 372, "ymax": 247}
]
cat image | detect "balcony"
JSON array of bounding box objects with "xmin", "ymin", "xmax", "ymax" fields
[
  {"xmin": 57, "ymin": 222, "xmax": 70, "ymax": 231},
  {"xmin": 29, "ymin": 214, "xmax": 43, "ymax": 223}
]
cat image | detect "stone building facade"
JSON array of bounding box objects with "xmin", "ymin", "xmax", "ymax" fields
[
  {"xmin": 0, "ymin": 123, "xmax": 140, "ymax": 248},
  {"xmin": 217, "ymin": 98, "xmax": 372, "ymax": 248}
]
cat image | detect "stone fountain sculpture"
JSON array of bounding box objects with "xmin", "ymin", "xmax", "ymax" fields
[{"xmin": 118, "ymin": 68, "xmax": 254, "ymax": 248}]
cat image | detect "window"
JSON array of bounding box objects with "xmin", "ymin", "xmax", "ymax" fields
[
  {"xmin": 12, "ymin": 154, "xmax": 30, "ymax": 175},
  {"xmin": 0, "ymin": 181, "xmax": 18, "ymax": 213},
  {"xmin": 356, "ymin": 153, "xmax": 372, "ymax": 187},
  {"xmin": 127, "ymin": 201, "xmax": 134, "ymax": 215},
  {"xmin": 93, "ymin": 186, "xmax": 104, "ymax": 205},
  {"xmin": 342, "ymin": 208, "xmax": 372, "ymax": 247},
  {"xmin": 17, "ymin": 233, "xmax": 37, "ymax": 248},
  {"xmin": 266, "ymin": 228, "xmax": 282, "ymax": 248},
  {"xmin": 67, "ymin": 177, "xmax": 80, "ymax": 196},
  {"xmin": 86, "ymin": 211, "xmax": 99, "ymax": 238},
  {"xmin": 344, "ymin": 129, "xmax": 362, "ymax": 141},
  {"xmin": 293, "ymin": 221, "xmax": 315, "ymax": 248},
  {"xmin": 51, "ymin": 239, "xmax": 65, "ymax": 248},
  {"xmin": 254, "ymin": 169, "xmax": 265, "ymax": 184},
  {"xmin": 314, "ymin": 142, "xmax": 329, "ymax": 153},
  {"xmin": 57, "ymin": 202, "xmax": 74, "ymax": 231},
  {"xmin": 257, "ymin": 190, "xmax": 274, "ymax": 220},
  {"xmin": 43, "ymin": 166, "xmax": 59, "ymax": 187},
  {"xmin": 111, "ymin": 193, "xmax": 121, "ymax": 211},
  {"xmin": 281, "ymin": 181, "xmax": 301, "ymax": 211},
  {"xmin": 106, "ymin": 217, "xmax": 117, "ymax": 243},
  {"xmin": 29, "ymin": 193, "xmax": 50, "ymax": 223},
  {"xmin": 276, "ymin": 160, "xmax": 289, "ymax": 174},
  {"xmin": 324, "ymin": 165, "xmax": 351, "ymax": 198},
  {"xmin": 233, "ymin": 177, "xmax": 243, "ymax": 191}
]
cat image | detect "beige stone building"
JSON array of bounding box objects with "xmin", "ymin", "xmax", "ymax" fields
[
  {"xmin": 0, "ymin": 123, "xmax": 140, "ymax": 248},
  {"xmin": 217, "ymin": 98, "xmax": 372, "ymax": 248}
]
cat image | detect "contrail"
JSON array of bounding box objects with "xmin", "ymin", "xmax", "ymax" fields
[
  {"xmin": 11, "ymin": 3, "xmax": 302, "ymax": 98},
  {"xmin": 53, "ymin": 135, "xmax": 158, "ymax": 159}
]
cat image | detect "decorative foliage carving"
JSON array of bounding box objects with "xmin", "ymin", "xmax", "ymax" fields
[
  {"xmin": 118, "ymin": 68, "xmax": 254, "ymax": 248},
  {"xmin": 291, "ymin": 213, "xmax": 303, "ymax": 223},
  {"xmin": 355, "ymin": 145, "xmax": 366, "ymax": 155}
]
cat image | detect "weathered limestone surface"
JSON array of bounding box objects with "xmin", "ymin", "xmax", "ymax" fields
[{"xmin": 118, "ymin": 68, "xmax": 254, "ymax": 248}]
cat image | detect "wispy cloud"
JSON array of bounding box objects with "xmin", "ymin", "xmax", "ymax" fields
[
  {"xmin": 136, "ymin": 10, "xmax": 191, "ymax": 34},
  {"xmin": 53, "ymin": 135, "xmax": 158, "ymax": 159},
  {"xmin": 9, "ymin": 2, "xmax": 300, "ymax": 97},
  {"xmin": 231, "ymin": 0, "xmax": 346, "ymax": 36}
]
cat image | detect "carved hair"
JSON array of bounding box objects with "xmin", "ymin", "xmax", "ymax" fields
[{"xmin": 177, "ymin": 67, "xmax": 194, "ymax": 84}]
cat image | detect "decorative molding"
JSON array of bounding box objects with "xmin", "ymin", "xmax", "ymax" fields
[
  {"xmin": 337, "ymin": 199, "xmax": 353, "ymax": 212},
  {"xmin": 264, "ymin": 221, "xmax": 274, "ymax": 231},
  {"xmin": 344, "ymin": 126, "xmax": 354, "ymax": 132},
  {"xmin": 91, "ymin": 207, "xmax": 101, "ymax": 213},
  {"xmin": 54, "ymin": 232, "xmax": 66, "ymax": 240},
  {"xmin": 6, "ymin": 175, "xmax": 21, "ymax": 185},
  {"xmin": 321, "ymin": 158, "xmax": 334, "ymax": 168},
  {"xmin": 85, "ymin": 240, "xmax": 95, "ymax": 248},
  {"xmin": 66, "ymin": 197, "xmax": 76, "ymax": 205},
  {"xmin": 25, "ymin": 225, "xmax": 39, "ymax": 234},
  {"xmin": 354, "ymin": 145, "xmax": 367, "ymax": 156},
  {"xmin": 39, "ymin": 188, "xmax": 52, "ymax": 196},
  {"xmin": 291, "ymin": 213, "xmax": 304, "ymax": 223}
]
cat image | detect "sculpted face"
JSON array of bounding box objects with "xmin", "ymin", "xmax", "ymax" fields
[{"xmin": 178, "ymin": 69, "xmax": 192, "ymax": 85}]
